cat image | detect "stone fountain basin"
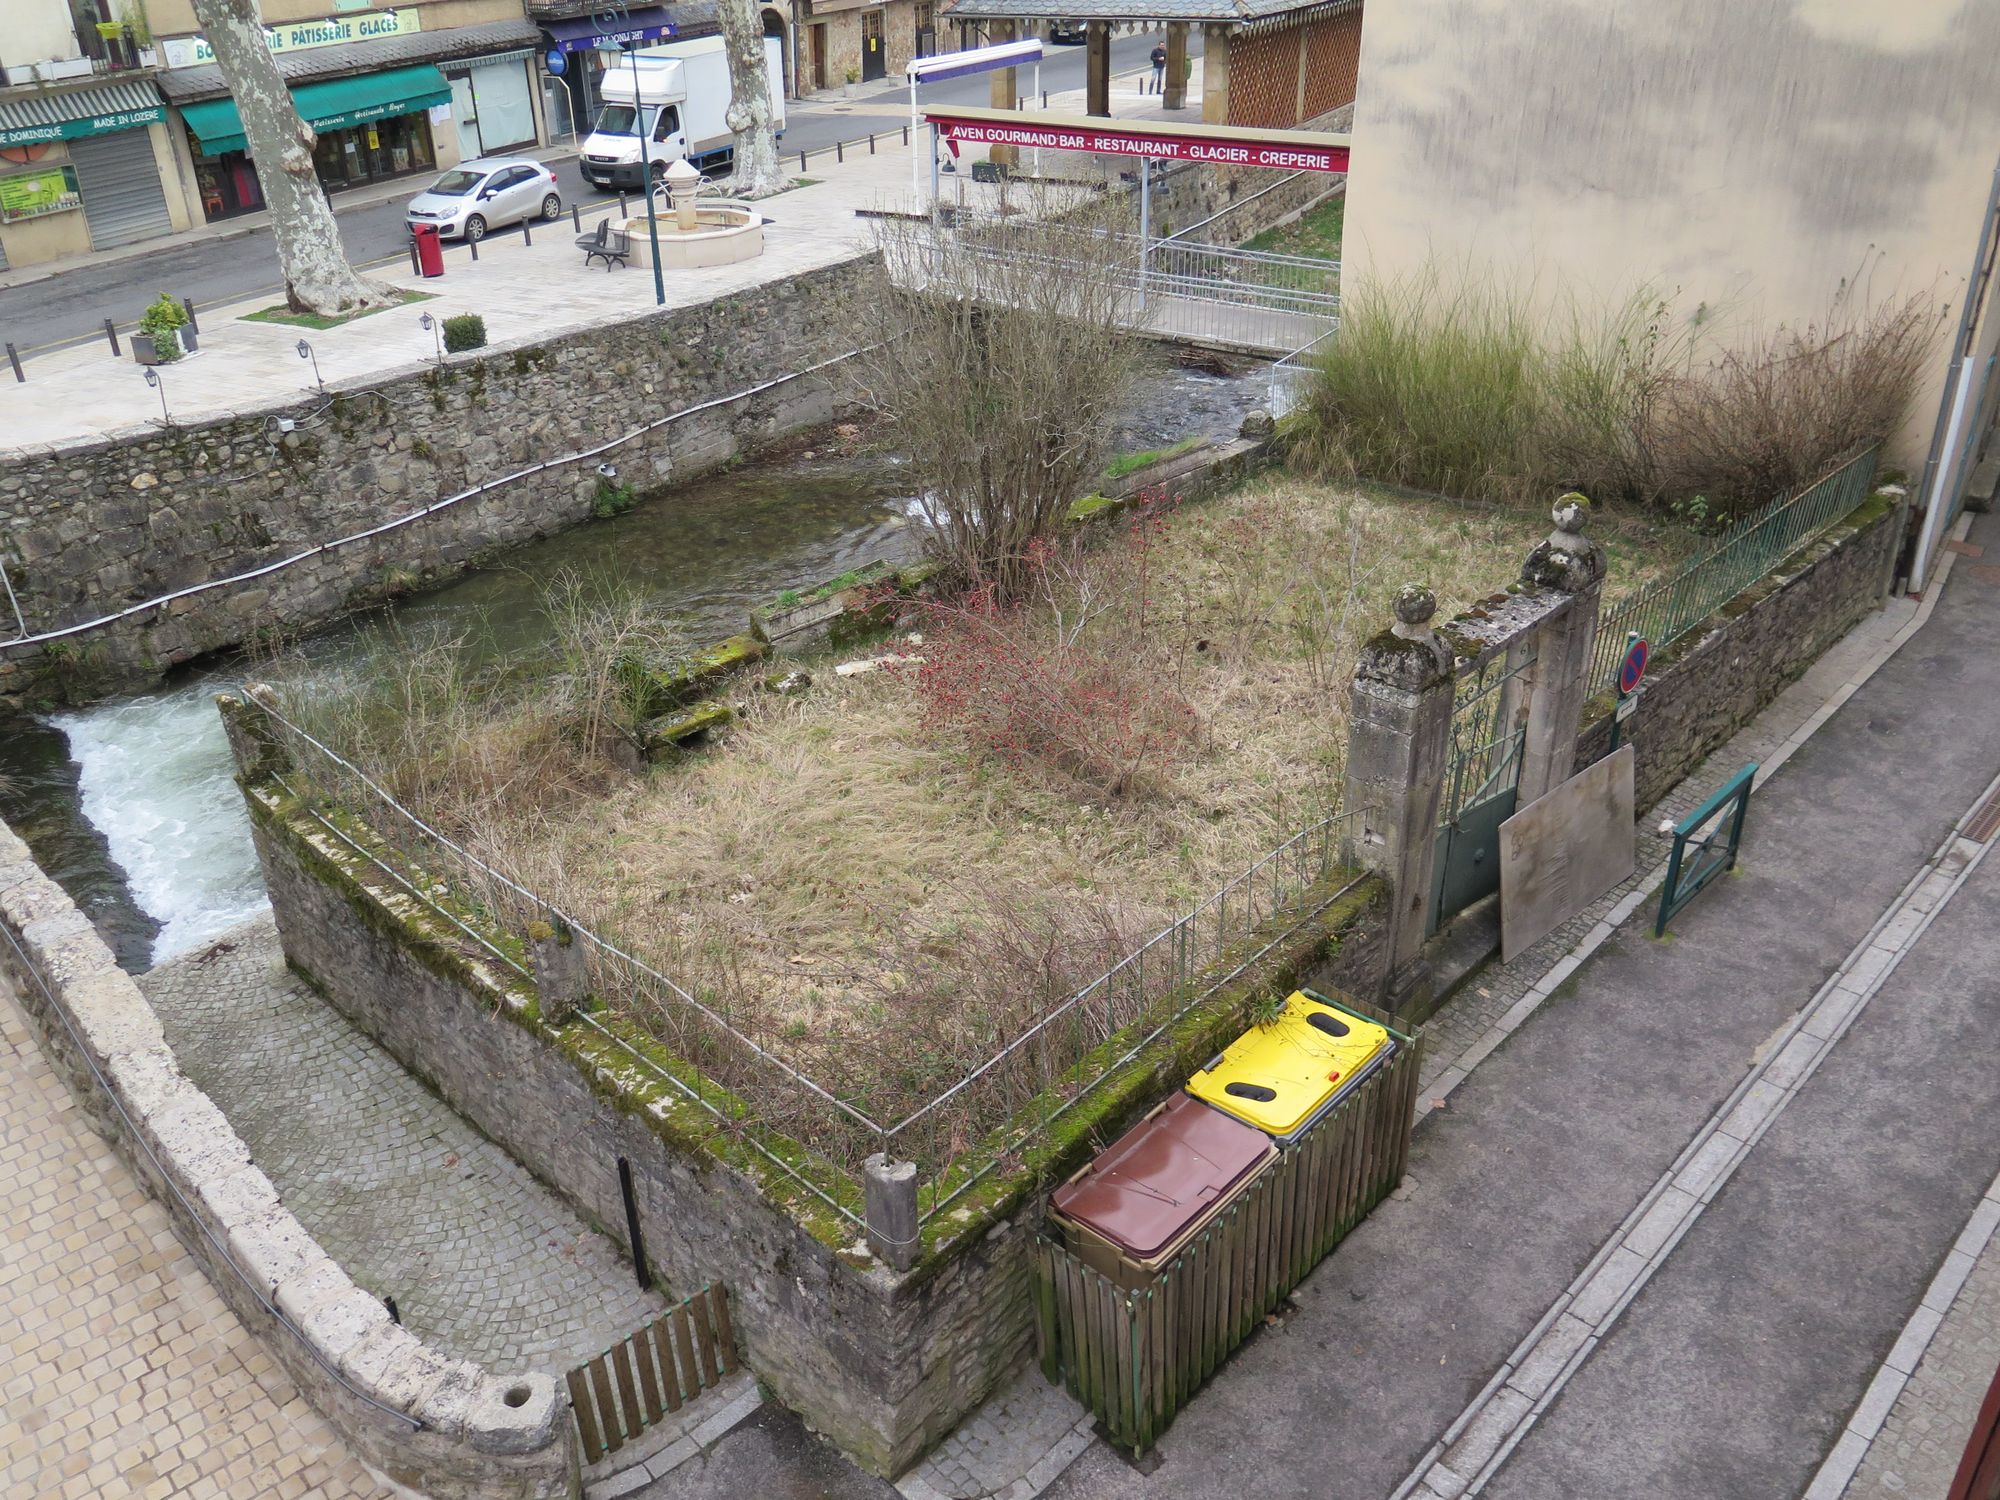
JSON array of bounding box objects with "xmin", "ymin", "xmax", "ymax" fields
[{"xmin": 619, "ymin": 201, "xmax": 765, "ymax": 269}]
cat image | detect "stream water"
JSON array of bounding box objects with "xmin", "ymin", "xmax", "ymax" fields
[{"xmin": 0, "ymin": 358, "xmax": 1268, "ymax": 972}]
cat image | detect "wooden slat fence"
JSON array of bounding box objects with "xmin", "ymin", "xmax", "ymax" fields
[
  {"xmin": 566, "ymin": 1283, "xmax": 739, "ymax": 1464},
  {"xmin": 1035, "ymin": 1015, "xmax": 1422, "ymax": 1454}
]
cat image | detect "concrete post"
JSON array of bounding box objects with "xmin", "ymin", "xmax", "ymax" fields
[
  {"xmin": 1201, "ymin": 23, "xmax": 1231, "ymax": 124},
  {"xmin": 1086, "ymin": 22, "xmax": 1112, "ymax": 116},
  {"xmin": 864, "ymin": 1153, "xmax": 919, "ymax": 1271},
  {"xmin": 1516, "ymin": 495, "xmax": 1608, "ymax": 804},
  {"xmin": 1340, "ymin": 584, "xmax": 1457, "ymax": 981},
  {"xmin": 988, "ymin": 19, "xmax": 1019, "ymax": 168},
  {"xmin": 1163, "ymin": 23, "xmax": 1189, "ymax": 110},
  {"xmin": 527, "ymin": 916, "xmax": 589, "ymax": 1027}
]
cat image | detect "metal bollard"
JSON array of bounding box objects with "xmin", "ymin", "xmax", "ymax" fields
[
  {"xmin": 409, "ymin": 235, "xmax": 421, "ymax": 275},
  {"xmin": 103, "ymin": 319, "xmax": 120, "ymax": 357},
  {"xmin": 902, "ymin": 124, "xmax": 909, "ymax": 145},
  {"xmin": 469, "ymin": 236, "xmax": 478, "ymax": 261},
  {"xmin": 521, "ymin": 217, "xmax": 532, "ymax": 247},
  {"xmin": 6, "ymin": 343, "xmax": 22, "ymax": 383},
  {"xmin": 1042, "ymin": 89, "xmax": 1049, "ymax": 107},
  {"xmin": 799, "ymin": 150, "xmax": 807, "ymax": 172},
  {"xmin": 618, "ymin": 191, "xmax": 629, "ymax": 217},
  {"xmin": 869, "ymin": 133, "xmax": 876, "ymax": 154},
  {"xmin": 572, "ymin": 203, "xmax": 581, "ymax": 231},
  {"xmin": 836, "ymin": 139, "xmax": 843, "ymax": 163},
  {"xmin": 181, "ymin": 297, "xmax": 200, "ymax": 335}
]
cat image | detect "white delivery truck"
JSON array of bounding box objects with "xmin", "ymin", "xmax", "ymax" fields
[{"xmin": 580, "ymin": 36, "xmax": 786, "ymax": 191}]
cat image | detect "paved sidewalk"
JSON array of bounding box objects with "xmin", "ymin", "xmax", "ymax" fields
[
  {"xmin": 1843, "ymin": 1200, "xmax": 2000, "ymax": 1498},
  {"xmin": 1023, "ymin": 513, "xmax": 2000, "ymax": 1500},
  {"xmin": 0, "ymin": 63, "xmax": 1209, "ymax": 454},
  {"xmin": 140, "ymin": 914, "xmax": 664, "ymax": 1375},
  {"xmin": 0, "ymin": 970, "xmax": 389, "ymax": 1500}
]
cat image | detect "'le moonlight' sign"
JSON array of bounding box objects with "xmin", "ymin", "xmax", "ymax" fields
[{"xmin": 923, "ymin": 108, "xmax": 1351, "ymax": 173}]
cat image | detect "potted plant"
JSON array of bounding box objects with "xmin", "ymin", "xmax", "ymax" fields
[
  {"xmin": 844, "ymin": 65, "xmax": 860, "ymax": 97},
  {"xmin": 132, "ymin": 292, "xmax": 189, "ymax": 365}
]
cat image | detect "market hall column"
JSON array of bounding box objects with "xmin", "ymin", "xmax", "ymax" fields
[
  {"xmin": 1163, "ymin": 22, "xmax": 1189, "ymax": 110},
  {"xmin": 989, "ymin": 17, "xmax": 1019, "ymax": 167},
  {"xmin": 1201, "ymin": 22, "xmax": 1231, "ymax": 125},
  {"xmin": 1086, "ymin": 21, "xmax": 1111, "ymax": 116}
]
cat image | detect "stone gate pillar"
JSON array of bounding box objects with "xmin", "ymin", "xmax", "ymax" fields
[
  {"xmin": 1340, "ymin": 584, "xmax": 1457, "ymax": 982},
  {"xmin": 1516, "ymin": 495, "xmax": 1608, "ymax": 804}
]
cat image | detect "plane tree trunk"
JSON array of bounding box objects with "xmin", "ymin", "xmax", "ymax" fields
[
  {"xmin": 716, "ymin": 0, "xmax": 788, "ymax": 197},
  {"xmin": 190, "ymin": 0, "xmax": 397, "ymax": 315}
]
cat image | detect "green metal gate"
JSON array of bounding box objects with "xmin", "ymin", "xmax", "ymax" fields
[{"xmin": 1429, "ymin": 651, "xmax": 1534, "ymax": 933}]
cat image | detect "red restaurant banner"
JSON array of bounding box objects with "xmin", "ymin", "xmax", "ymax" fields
[{"xmin": 928, "ymin": 115, "xmax": 1350, "ymax": 174}]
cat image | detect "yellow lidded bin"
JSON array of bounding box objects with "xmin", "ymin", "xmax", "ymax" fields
[{"xmin": 1187, "ymin": 989, "xmax": 1394, "ymax": 1142}]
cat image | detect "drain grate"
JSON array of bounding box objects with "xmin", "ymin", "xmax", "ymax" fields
[{"xmin": 1968, "ymin": 790, "xmax": 2000, "ymax": 844}]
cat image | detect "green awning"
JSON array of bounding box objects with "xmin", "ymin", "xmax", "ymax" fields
[{"xmin": 180, "ymin": 64, "xmax": 451, "ymax": 157}]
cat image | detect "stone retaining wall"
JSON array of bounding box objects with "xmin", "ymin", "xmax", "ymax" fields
[
  {"xmin": 1575, "ymin": 494, "xmax": 1903, "ymax": 808},
  {"xmin": 225, "ymin": 703, "xmax": 1390, "ymax": 1476},
  {"xmin": 0, "ymin": 819, "xmax": 575, "ymax": 1500},
  {"xmin": 0, "ymin": 254, "xmax": 874, "ymax": 705}
]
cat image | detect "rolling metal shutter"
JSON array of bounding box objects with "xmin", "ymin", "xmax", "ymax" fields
[{"xmin": 67, "ymin": 128, "xmax": 173, "ymax": 250}]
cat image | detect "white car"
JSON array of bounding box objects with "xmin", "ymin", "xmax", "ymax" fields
[{"xmin": 405, "ymin": 158, "xmax": 562, "ymax": 243}]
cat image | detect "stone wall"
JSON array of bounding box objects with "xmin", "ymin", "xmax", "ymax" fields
[
  {"xmin": 0, "ymin": 254, "xmax": 875, "ymax": 704},
  {"xmin": 1575, "ymin": 495, "xmax": 1902, "ymax": 809},
  {"xmin": 0, "ymin": 819, "xmax": 576, "ymax": 1500},
  {"xmin": 226, "ymin": 705, "xmax": 1390, "ymax": 1476}
]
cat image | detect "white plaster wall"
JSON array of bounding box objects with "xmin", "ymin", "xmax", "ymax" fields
[
  {"xmin": 12, "ymin": 0, "xmax": 85, "ymax": 68},
  {"xmin": 1342, "ymin": 0, "xmax": 2000, "ymax": 465}
]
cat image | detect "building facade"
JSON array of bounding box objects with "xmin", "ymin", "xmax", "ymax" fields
[
  {"xmin": 1340, "ymin": 0, "xmax": 2000, "ymax": 479},
  {"xmin": 145, "ymin": 0, "xmax": 549, "ymax": 226},
  {"xmin": 0, "ymin": 0, "xmax": 192, "ymax": 270}
]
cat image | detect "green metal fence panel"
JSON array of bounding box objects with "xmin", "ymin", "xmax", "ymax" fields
[{"xmin": 1589, "ymin": 444, "xmax": 1883, "ymax": 694}]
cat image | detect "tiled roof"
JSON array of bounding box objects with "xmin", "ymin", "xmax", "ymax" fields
[{"xmin": 156, "ymin": 19, "xmax": 542, "ymax": 103}]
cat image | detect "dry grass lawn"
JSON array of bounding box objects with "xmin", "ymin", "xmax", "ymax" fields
[{"xmin": 530, "ymin": 476, "xmax": 1698, "ymax": 1108}]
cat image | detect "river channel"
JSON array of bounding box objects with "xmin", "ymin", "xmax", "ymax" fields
[{"xmin": 0, "ymin": 358, "xmax": 1268, "ymax": 972}]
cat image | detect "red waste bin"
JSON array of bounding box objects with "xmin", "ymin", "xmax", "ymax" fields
[{"xmin": 412, "ymin": 223, "xmax": 444, "ymax": 278}]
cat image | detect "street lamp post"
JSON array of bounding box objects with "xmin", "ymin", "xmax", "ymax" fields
[
  {"xmin": 626, "ymin": 39, "xmax": 666, "ymax": 307},
  {"xmin": 142, "ymin": 365, "xmax": 169, "ymax": 427}
]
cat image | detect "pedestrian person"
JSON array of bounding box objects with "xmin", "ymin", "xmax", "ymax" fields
[{"xmin": 1150, "ymin": 40, "xmax": 1167, "ymax": 93}]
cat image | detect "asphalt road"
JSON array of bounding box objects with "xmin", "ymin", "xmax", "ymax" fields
[{"xmin": 0, "ymin": 28, "xmax": 1196, "ymax": 358}]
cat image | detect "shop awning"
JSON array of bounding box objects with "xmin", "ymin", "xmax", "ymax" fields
[
  {"xmin": 180, "ymin": 64, "xmax": 452, "ymax": 156},
  {"xmin": 0, "ymin": 79, "xmax": 165, "ymax": 150},
  {"xmin": 542, "ymin": 6, "xmax": 678, "ymax": 52}
]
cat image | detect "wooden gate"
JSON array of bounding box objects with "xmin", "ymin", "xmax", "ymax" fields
[
  {"xmin": 1035, "ymin": 1009, "xmax": 1421, "ymax": 1454},
  {"xmin": 566, "ymin": 1283, "xmax": 739, "ymax": 1464}
]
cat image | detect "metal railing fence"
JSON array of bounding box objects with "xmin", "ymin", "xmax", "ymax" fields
[
  {"xmin": 246, "ymin": 693, "xmax": 1373, "ymax": 1225},
  {"xmin": 1587, "ymin": 443, "xmax": 1883, "ymax": 693}
]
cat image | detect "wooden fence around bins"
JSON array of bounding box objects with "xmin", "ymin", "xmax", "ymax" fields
[
  {"xmin": 1035, "ymin": 1023, "xmax": 1422, "ymax": 1454},
  {"xmin": 566, "ymin": 1283, "xmax": 738, "ymax": 1464}
]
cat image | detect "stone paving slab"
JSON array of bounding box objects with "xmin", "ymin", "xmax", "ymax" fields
[
  {"xmin": 0, "ymin": 967, "xmax": 390, "ymax": 1500},
  {"xmin": 139, "ymin": 913, "xmax": 664, "ymax": 1375}
]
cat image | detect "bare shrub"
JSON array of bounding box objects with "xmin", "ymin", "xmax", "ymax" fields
[
  {"xmin": 1648, "ymin": 283, "xmax": 1945, "ymax": 520},
  {"xmin": 905, "ymin": 500, "xmax": 1200, "ymax": 798},
  {"xmin": 857, "ymin": 189, "xmax": 1142, "ymax": 599}
]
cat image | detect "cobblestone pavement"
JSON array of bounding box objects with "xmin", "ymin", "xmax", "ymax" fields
[
  {"xmin": 0, "ymin": 972, "xmax": 390, "ymax": 1500},
  {"xmin": 896, "ymin": 1364, "xmax": 1094, "ymax": 1500},
  {"xmin": 140, "ymin": 914, "xmax": 664, "ymax": 1375},
  {"xmin": 1845, "ymin": 1221, "xmax": 2000, "ymax": 1497}
]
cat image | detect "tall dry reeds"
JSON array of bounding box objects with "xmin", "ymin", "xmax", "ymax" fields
[{"xmin": 1294, "ymin": 263, "xmax": 1943, "ymax": 519}]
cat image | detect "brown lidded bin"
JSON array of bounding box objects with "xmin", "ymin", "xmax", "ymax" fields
[{"xmin": 1049, "ymin": 1092, "xmax": 1276, "ymax": 1290}]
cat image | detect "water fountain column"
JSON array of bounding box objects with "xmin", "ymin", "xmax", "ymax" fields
[{"xmin": 665, "ymin": 158, "xmax": 702, "ymax": 234}]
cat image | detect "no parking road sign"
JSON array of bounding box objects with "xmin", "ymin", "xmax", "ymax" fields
[{"xmin": 1619, "ymin": 636, "xmax": 1650, "ymax": 695}]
